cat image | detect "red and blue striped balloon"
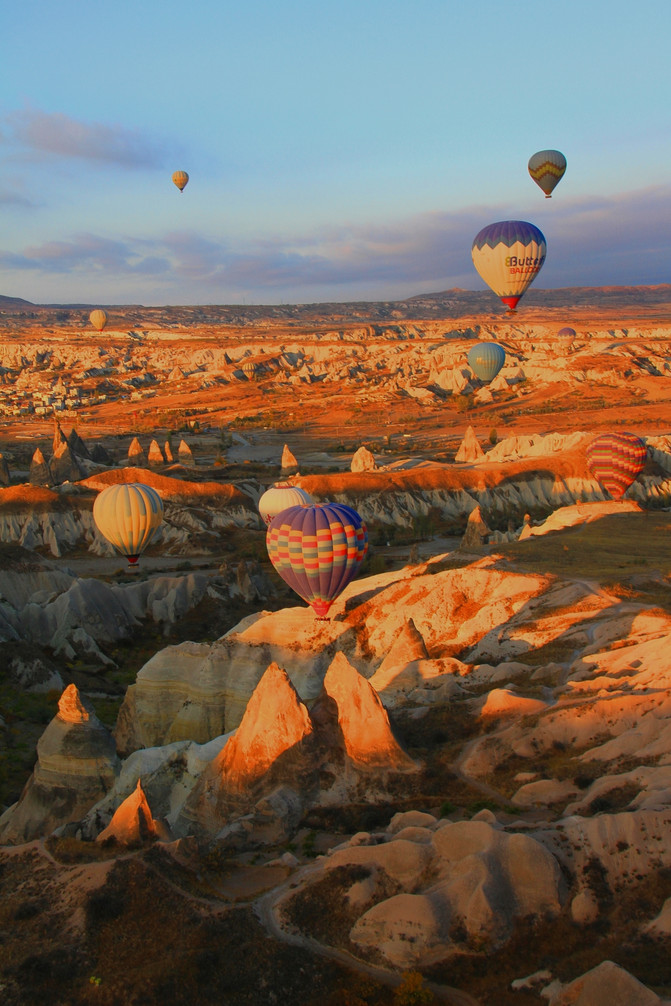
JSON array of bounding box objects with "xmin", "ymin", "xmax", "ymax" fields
[
  {"xmin": 266, "ymin": 503, "xmax": 368, "ymax": 617},
  {"xmin": 586, "ymin": 432, "xmax": 647, "ymax": 500}
]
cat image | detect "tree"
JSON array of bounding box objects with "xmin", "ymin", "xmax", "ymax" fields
[{"xmin": 393, "ymin": 971, "xmax": 433, "ymax": 1006}]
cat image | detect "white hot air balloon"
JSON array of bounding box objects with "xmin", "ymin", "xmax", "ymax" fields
[
  {"xmin": 471, "ymin": 220, "xmax": 547, "ymax": 312},
  {"xmin": 93, "ymin": 483, "xmax": 164, "ymax": 566},
  {"xmin": 258, "ymin": 483, "xmax": 314, "ymax": 526}
]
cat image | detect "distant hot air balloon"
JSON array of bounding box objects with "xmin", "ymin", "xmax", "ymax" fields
[
  {"xmin": 242, "ymin": 360, "xmax": 257, "ymax": 378},
  {"xmin": 258, "ymin": 483, "xmax": 314, "ymax": 526},
  {"xmin": 172, "ymin": 170, "xmax": 189, "ymax": 192},
  {"xmin": 528, "ymin": 150, "xmax": 566, "ymax": 197},
  {"xmin": 558, "ymin": 327, "xmax": 577, "ymax": 337},
  {"xmin": 586, "ymin": 433, "xmax": 647, "ymax": 500},
  {"xmin": 266, "ymin": 503, "xmax": 368, "ymax": 617},
  {"xmin": 471, "ymin": 220, "xmax": 546, "ymax": 312},
  {"xmin": 467, "ymin": 342, "xmax": 506, "ymax": 382},
  {"xmin": 93, "ymin": 482, "xmax": 164, "ymax": 565},
  {"xmin": 89, "ymin": 309, "xmax": 108, "ymax": 332}
]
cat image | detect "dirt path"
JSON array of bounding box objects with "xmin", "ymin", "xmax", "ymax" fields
[{"xmin": 254, "ymin": 866, "xmax": 481, "ymax": 1006}]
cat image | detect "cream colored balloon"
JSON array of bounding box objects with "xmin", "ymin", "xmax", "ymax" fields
[
  {"xmin": 258, "ymin": 483, "xmax": 314, "ymax": 526},
  {"xmin": 89, "ymin": 309, "xmax": 108, "ymax": 332},
  {"xmin": 93, "ymin": 482, "xmax": 163, "ymax": 565}
]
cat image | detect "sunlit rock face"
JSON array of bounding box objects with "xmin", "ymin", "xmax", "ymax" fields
[
  {"xmin": 208, "ymin": 662, "xmax": 314, "ymax": 793},
  {"xmin": 96, "ymin": 779, "xmax": 162, "ymax": 846},
  {"xmin": 177, "ymin": 656, "xmax": 417, "ymax": 841},
  {"xmin": 455, "ymin": 424, "xmax": 484, "ymax": 463},
  {"xmin": 320, "ymin": 652, "xmax": 414, "ymax": 769},
  {"xmin": 0, "ymin": 684, "xmax": 119, "ymax": 845},
  {"xmin": 350, "ymin": 445, "xmax": 376, "ymax": 472}
]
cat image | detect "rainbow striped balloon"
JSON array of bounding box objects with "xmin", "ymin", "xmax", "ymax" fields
[
  {"xmin": 586, "ymin": 433, "xmax": 647, "ymax": 500},
  {"xmin": 266, "ymin": 503, "xmax": 368, "ymax": 617}
]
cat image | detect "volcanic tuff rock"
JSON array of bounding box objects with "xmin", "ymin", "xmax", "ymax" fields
[
  {"xmin": 547, "ymin": 960, "xmax": 665, "ymax": 1005},
  {"xmin": 455, "ymin": 424, "xmax": 484, "ymax": 462},
  {"xmin": 281, "ymin": 443, "xmax": 298, "ymax": 473},
  {"xmin": 0, "ymin": 452, "xmax": 10, "ymax": 486},
  {"xmin": 350, "ymin": 445, "xmax": 377, "ymax": 472},
  {"xmin": 95, "ymin": 779, "xmax": 163, "ymax": 846},
  {"xmin": 0, "ymin": 684, "xmax": 119, "ymax": 844},
  {"xmin": 29, "ymin": 447, "xmax": 51, "ymax": 486},
  {"xmin": 177, "ymin": 656, "xmax": 416, "ymax": 841},
  {"xmin": 127, "ymin": 436, "xmax": 146, "ymax": 466},
  {"xmin": 285, "ymin": 814, "xmax": 563, "ymax": 967}
]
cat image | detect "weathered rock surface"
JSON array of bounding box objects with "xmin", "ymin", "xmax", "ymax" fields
[
  {"xmin": 350, "ymin": 445, "xmax": 377, "ymax": 472},
  {"xmin": 0, "ymin": 684, "xmax": 119, "ymax": 844},
  {"xmin": 548, "ymin": 960, "xmax": 663, "ymax": 1005},
  {"xmin": 455, "ymin": 425, "xmax": 484, "ymax": 462}
]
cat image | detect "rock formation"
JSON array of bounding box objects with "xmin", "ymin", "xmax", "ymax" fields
[
  {"xmin": 50, "ymin": 439, "xmax": 85, "ymax": 485},
  {"xmin": 455, "ymin": 424, "xmax": 484, "ymax": 462},
  {"xmin": 0, "ymin": 452, "xmax": 10, "ymax": 486},
  {"xmin": 67, "ymin": 426, "xmax": 92, "ymax": 460},
  {"xmin": 177, "ymin": 439, "xmax": 193, "ymax": 465},
  {"xmin": 127, "ymin": 436, "xmax": 146, "ymax": 466},
  {"xmin": 96, "ymin": 779, "xmax": 162, "ymax": 846},
  {"xmin": 548, "ymin": 960, "xmax": 663, "ymax": 1006},
  {"xmin": 459, "ymin": 503, "xmax": 491, "ymax": 549},
  {"xmin": 29, "ymin": 447, "xmax": 52, "ymax": 486},
  {"xmin": 0, "ymin": 684, "xmax": 119, "ymax": 844},
  {"xmin": 147, "ymin": 439, "xmax": 165, "ymax": 466},
  {"xmin": 281, "ymin": 443, "xmax": 298, "ymax": 474},
  {"xmin": 164, "ymin": 440, "xmax": 174, "ymax": 462},
  {"xmin": 351, "ymin": 445, "xmax": 376, "ymax": 472}
]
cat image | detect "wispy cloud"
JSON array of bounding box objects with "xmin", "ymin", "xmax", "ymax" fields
[
  {"xmin": 1, "ymin": 184, "xmax": 671, "ymax": 301},
  {"xmin": 2, "ymin": 107, "xmax": 171, "ymax": 169}
]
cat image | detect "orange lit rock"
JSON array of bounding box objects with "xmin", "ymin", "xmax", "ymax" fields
[
  {"xmin": 211, "ymin": 662, "xmax": 313, "ymax": 792},
  {"xmin": 321, "ymin": 652, "xmax": 415, "ymax": 770},
  {"xmin": 96, "ymin": 779, "xmax": 160, "ymax": 846}
]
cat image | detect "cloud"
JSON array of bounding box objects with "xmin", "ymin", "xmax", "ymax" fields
[
  {"xmin": 1, "ymin": 183, "xmax": 671, "ymax": 301},
  {"xmin": 0, "ymin": 188, "xmax": 37, "ymax": 208},
  {"xmin": 2, "ymin": 107, "xmax": 171, "ymax": 169}
]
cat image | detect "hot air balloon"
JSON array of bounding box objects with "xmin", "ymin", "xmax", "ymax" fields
[
  {"xmin": 93, "ymin": 482, "xmax": 164, "ymax": 565},
  {"xmin": 471, "ymin": 220, "xmax": 546, "ymax": 312},
  {"xmin": 586, "ymin": 432, "xmax": 646, "ymax": 500},
  {"xmin": 557, "ymin": 326, "xmax": 577, "ymax": 338},
  {"xmin": 258, "ymin": 483, "xmax": 314, "ymax": 526},
  {"xmin": 266, "ymin": 502, "xmax": 368, "ymax": 617},
  {"xmin": 467, "ymin": 342, "xmax": 506, "ymax": 382},
  {"xmin": 242, "ymin": 360, "xmax": 257, "ymax": 379},
  {"xmin": 172, "ymin": 170, "xmax": 189, "ymax": 192},
  {"xmin": 89, "ymin": 309, "xmax": 108, "ymax": 332},
  {"xmin": 528, "ymin": 150, "xmax": 566, "ymax": 197}
]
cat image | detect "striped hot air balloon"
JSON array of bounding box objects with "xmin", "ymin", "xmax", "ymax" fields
[
  {"xmin": 258, "ymin": 483, "xmax": 314, "ymax": 526},
  {"xmin": 467, "ymin": 342, "xmax": 506, "ymax": 382},
  {"xmin": 89, "ymin": 309, "xmax": 108, "ymax": 332},
  {"xmin": 93, "ymin": 483, "xmax": 164, "ymax": 565},
  {"xmin": 471, "ymin": 221, "xmax": 546, "ymax": 312},
  {"xmin": 266, "ymin": 503, "xmax": 368, "ymax": 617},
  {"xmin": 586, "ymin": 433, "xmax": 647, "ymax": 500},
  {"xmin": 172, "ymin": 170, "xmax": 189, "ymax": 192},
  {"xmin": 528, "ymin": 149, "xmax": 566, "ymax": 197}
]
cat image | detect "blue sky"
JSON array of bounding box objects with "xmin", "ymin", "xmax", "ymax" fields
[{"xmin": 2, "ymin": 0, "xmax": 671, "ymax": 305}]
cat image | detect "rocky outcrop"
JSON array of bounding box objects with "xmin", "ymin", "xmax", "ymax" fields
[
  {"xmin": 96, "ymin": 779, "xmax": 163, "ymax": 846},
  {"xmin": 455, "ymin": 425, "xmax": 484, "ymax": 462},
  {"xmin": 0, "ymin": 452, "xmax": 11, "ymax": 486},
  {"xmin": 351, "ymin": 446, "xmax": 377, "ymax": 472},
  {"xmin": 177, "ymin": 439, "xmax": 193, "ymax": 465},
  {"xmin": 0, "ymin": 684, "xmax": 119, "ymax": 844},
  {"xmin": 459, "ymin": 504, "xmax": 491, "ymax": 549},
  {"xmin": 50, "ymin": 440, "xmax": 85, "ymax": 485},
  {"xmin": 147, "ymin": 439, "xmax": 165, "ymax": 466},
  {"xmin": 548, "ymin": 960, "xmax": 663, "ymax": 1005},
  {"xmin": 281, "ymin": 444, "xmax": 298, "ymax": 473},
  {"xmin": 29, "ymin": 448, "xmax": 52, "ymax": 486},
  {"xmin": 127, "ymin": 436, "xmax": 146, "ymax": 466}
]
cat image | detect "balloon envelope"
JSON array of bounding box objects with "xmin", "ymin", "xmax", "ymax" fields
[
  {"xmin": 258, "ymin": 483, "xmax": 314, "ymax": 526},
  {"xmin": 172, "ymin": 170, "xmax": 189, "ymax": 192},
  {"xmin": 266, "ymin": 503, "xmax": 368, "ymax": 617},
  {"xmin": 586, "ymin": 433, "xmax": 646, "ymax": 500},
  {"xmin": 93, "ymin": 483, "xmax": 164, "ymax": 564},
  {"xmin": 558, "ymin": 327, "xmax": 577, "ymax": 337},
  {"xmin": 89, "ymin": 309, "xmax": 108, "ymax": 332},
  {"xmin": 471, "ymin": 221, "xmax": 546, "ymax": 311},
  {"xmin": 528, "ymin": 149, "xmax": 566, "ymax": 197},
  {"xmin": 467, "ymin": 342, "xmax": 506, "ymax": 382}
]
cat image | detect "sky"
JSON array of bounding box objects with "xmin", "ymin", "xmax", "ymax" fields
[{"xmin": 2, "ymin": 0, "xmax": 671, "ymax": 306}]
